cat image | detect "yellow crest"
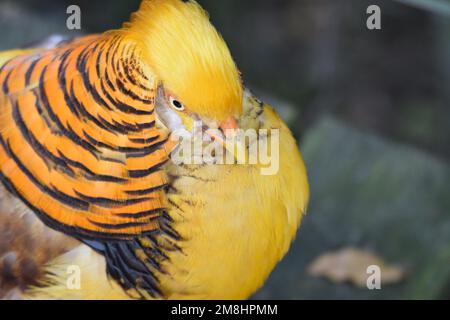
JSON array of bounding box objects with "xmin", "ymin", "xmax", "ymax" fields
[{"xmin": 125, "ymin": 0, "xmax": 243, "ymax": 121}]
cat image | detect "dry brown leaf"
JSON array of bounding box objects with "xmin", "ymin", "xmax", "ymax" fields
[{"xmin": 307, "ymin": 247, "xmax": 406, "ymax": 288}]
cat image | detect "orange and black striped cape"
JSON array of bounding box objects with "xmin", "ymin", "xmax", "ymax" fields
[{"xmin": 0, "ymin": 34, "xmax": 179, "ymax": 297}]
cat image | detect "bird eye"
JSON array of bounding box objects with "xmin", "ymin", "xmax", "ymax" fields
[{"xmin": 169, "ymin": 97, "xmax": 185, "ymax": 111}]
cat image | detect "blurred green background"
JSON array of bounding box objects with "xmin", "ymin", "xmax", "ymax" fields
[{"xmin": 0, "ymin": 0, "xmax": 449, "ymax": 299}]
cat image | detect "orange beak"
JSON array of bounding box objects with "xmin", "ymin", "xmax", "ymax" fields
[
  {"xmin": 219, "ymin": 116, "xmax": 239, "ymax": 133},
  {"xmin": 206, "ymin": 116, "xmax": 239, "ymax": 142},
  {"xmin": 206, "ymin": 116, "xmax": 239, "ymax": 159}
]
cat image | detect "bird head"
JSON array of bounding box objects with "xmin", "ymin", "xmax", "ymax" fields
[{"xmin": 126, "ymin": 0, "xmax": 243, "ymax": 135}]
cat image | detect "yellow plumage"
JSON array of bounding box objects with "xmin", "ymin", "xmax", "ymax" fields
[
  {"xmin": 0, "ymin": 49, "xmax": 36, "ymax": 66},
  {"xmin": 124, "ymin": 0, "xmax": 243, "ymax": 121},
  {"xmin": 26, "ymin": 94, "xmax": 309, "ymax": 300},
  {"xmin": 0, "ymin": 0, "xmax": 309, "ymax": 300}
]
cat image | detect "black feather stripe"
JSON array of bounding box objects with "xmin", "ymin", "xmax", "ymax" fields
[
  {"xmin": 0, "ymin": 137, "xmax": 89, "ymax": 211},
  {"xmin": 103, "ymin": 240, "xmax": 163, "ymax": 298}
]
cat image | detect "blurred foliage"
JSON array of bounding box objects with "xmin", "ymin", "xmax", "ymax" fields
[
  {"xmin": 396, "ymin": 0, "xmax": 450, "ymax": 15},
  {"xmin": 255, "ymin": 117, "xmax": 450, "ymax": 299}
]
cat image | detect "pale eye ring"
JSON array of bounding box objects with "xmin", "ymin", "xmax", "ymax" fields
[{"xmin": 169, "ymin": 97, "xmax": 185, "ymax": 111}]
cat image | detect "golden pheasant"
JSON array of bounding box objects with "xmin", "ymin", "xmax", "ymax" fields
[{"xmin": 0, "ymin": 0, "xmax": 309, "ymax": 299}]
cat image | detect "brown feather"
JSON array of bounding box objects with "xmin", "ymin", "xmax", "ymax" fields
[{"xmin": 0, "ymin": 185, "xmax": 78, "ymax": 299}]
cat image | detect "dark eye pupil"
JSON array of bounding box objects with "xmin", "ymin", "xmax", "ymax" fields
[{"xmin": 172, "ymin": 100, "xmax": 183, "ymax": 110}]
